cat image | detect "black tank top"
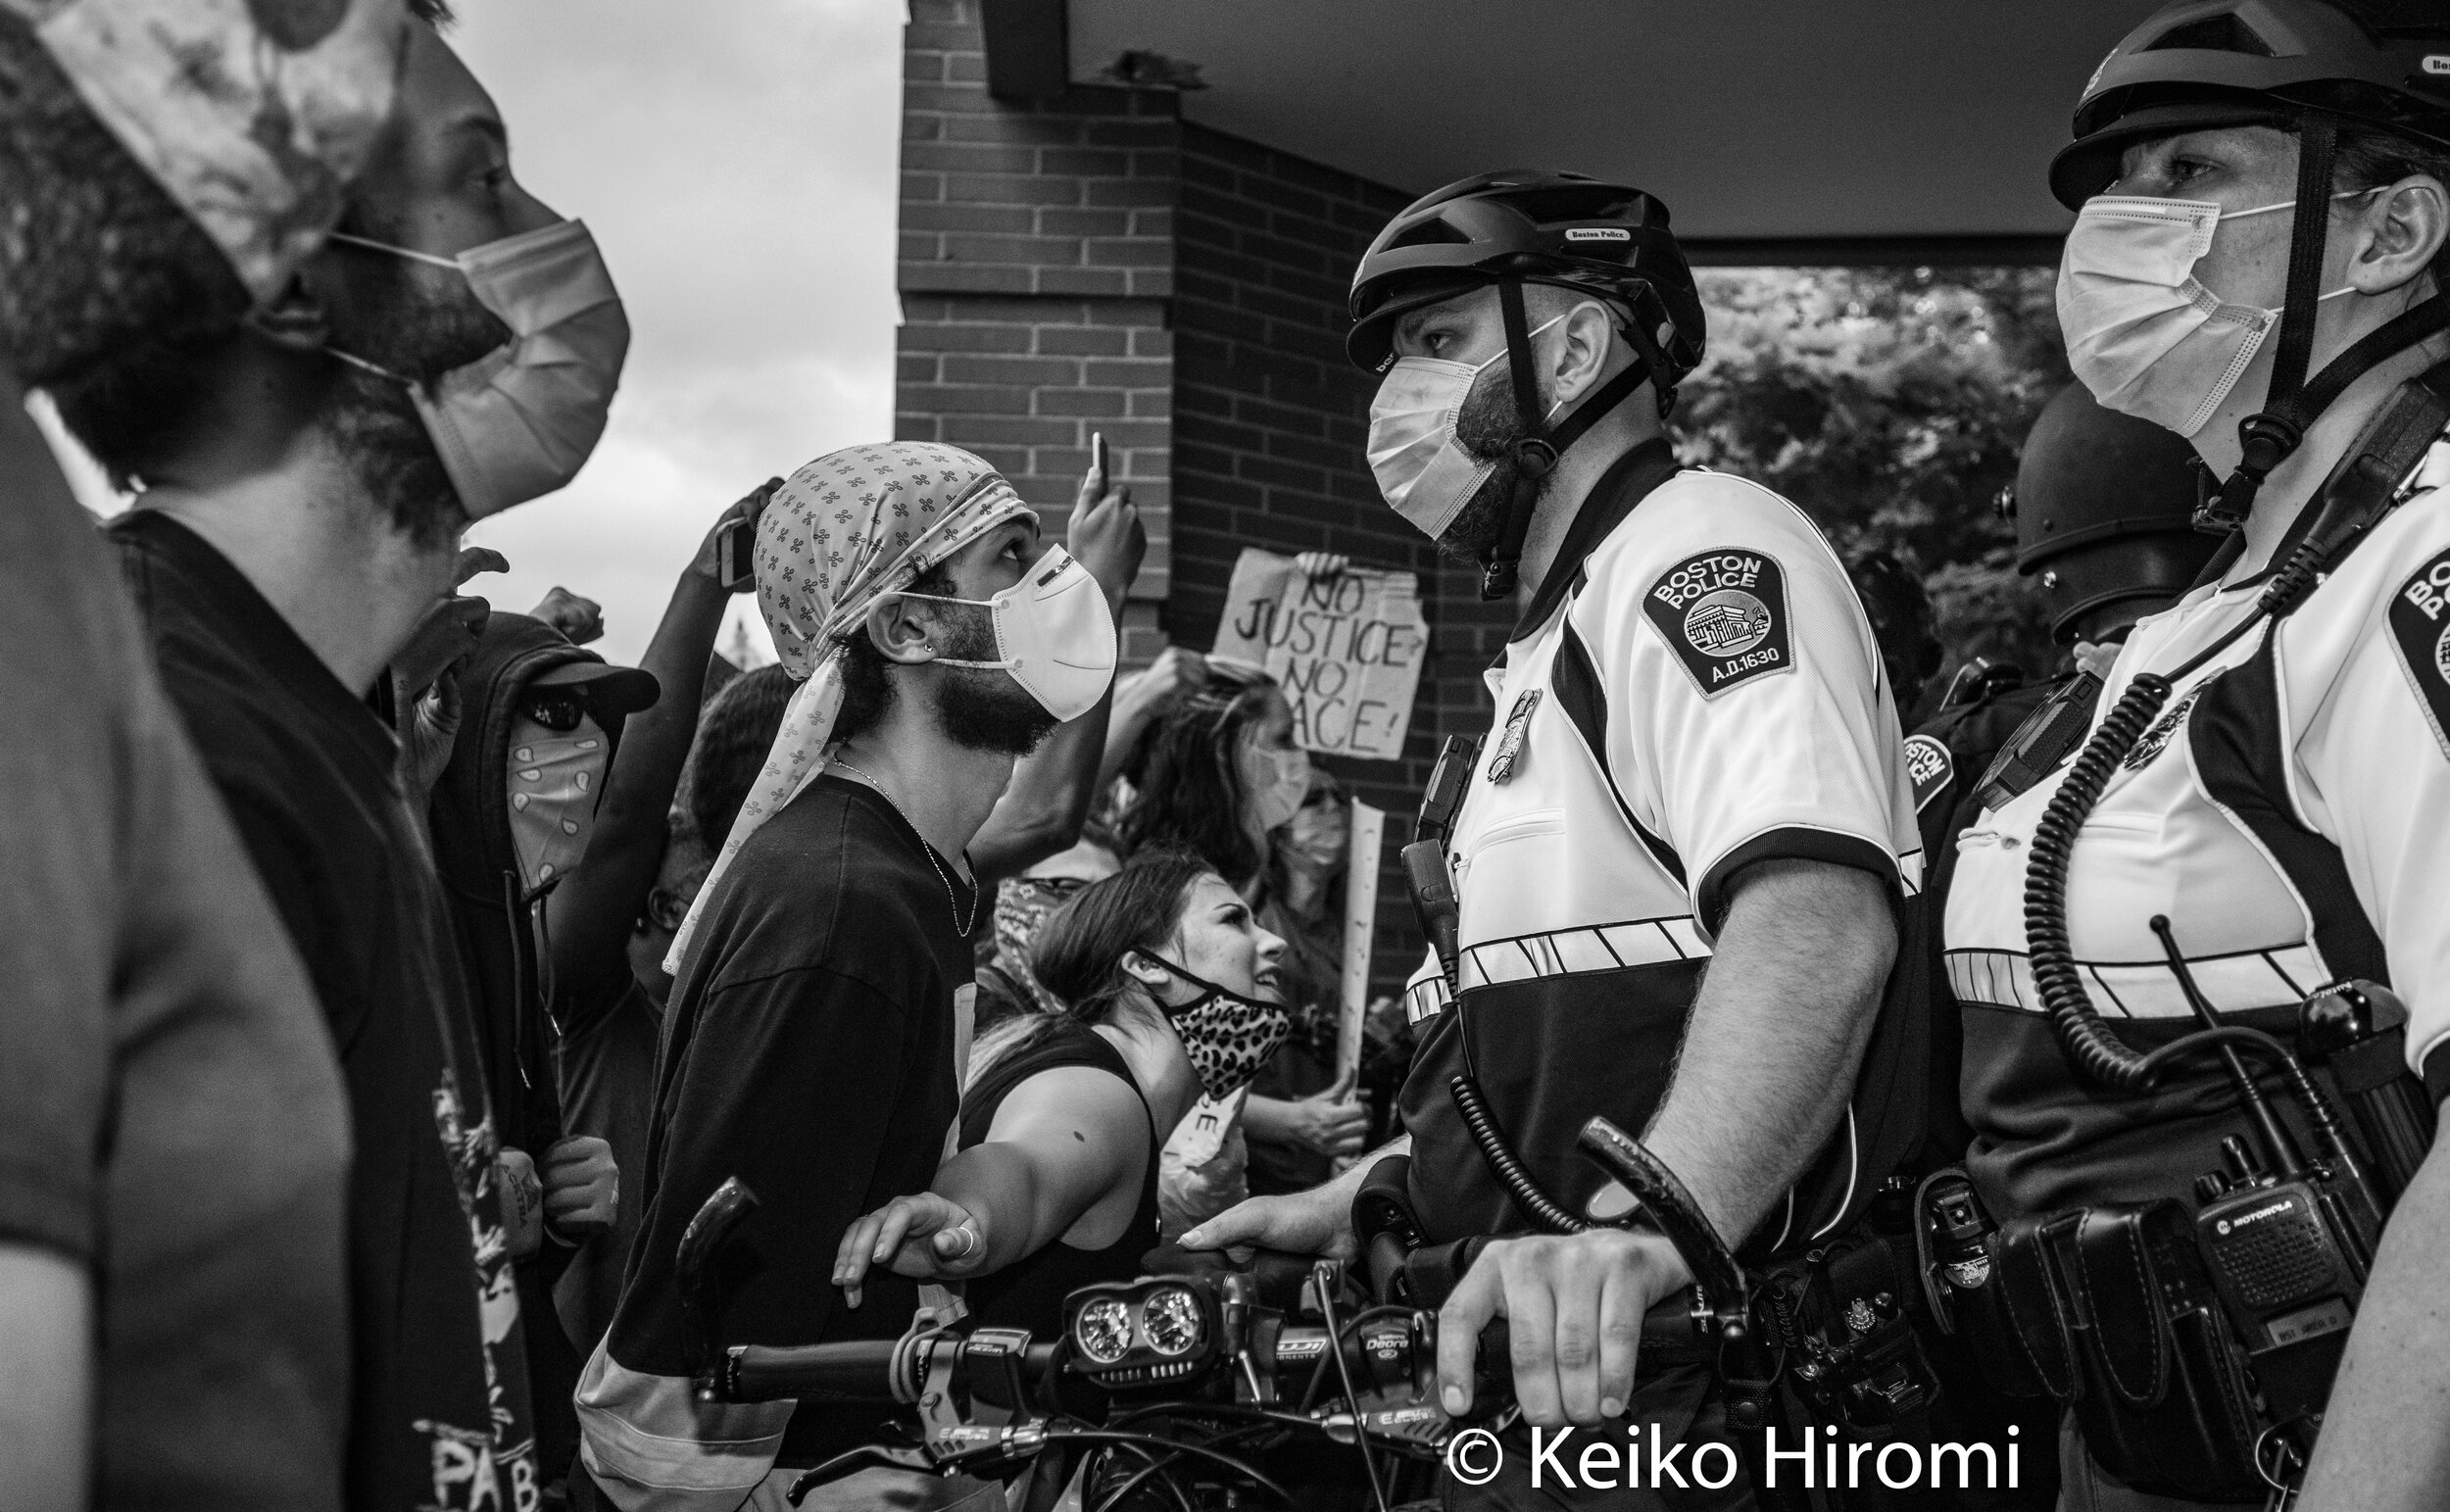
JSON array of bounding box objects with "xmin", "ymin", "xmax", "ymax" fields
[{"xmin": 956, "ymin": 1018, "xmax": 1163, "ymax": 1341}]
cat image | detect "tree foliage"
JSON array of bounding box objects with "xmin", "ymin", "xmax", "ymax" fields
[{"xmin": 1672, "ymin": 266, "xmax": 2073, "ymax": 710}]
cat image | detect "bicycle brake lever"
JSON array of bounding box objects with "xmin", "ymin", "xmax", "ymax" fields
[{"xmin": 786, "ymin": 1443, "xmax": 937, "ymax": 1504}]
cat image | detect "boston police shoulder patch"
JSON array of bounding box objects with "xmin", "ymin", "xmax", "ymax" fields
[
  {"xmin": 1643, "ymin": 548, "xmax": 1792, "ymax": 697},
  {"xmin": 2388, "ymin": 545, "xmax": 2450, "ymax": 760},
  {"xmin": 1903, "ymin": 734, "xmax": 1954, "ymax": 813}
]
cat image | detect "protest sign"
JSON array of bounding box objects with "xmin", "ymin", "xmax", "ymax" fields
[
  {"xmin": 1336, "ymin": 798, "xmax": 1385, "ymax": 1088},
  {"xmin": 1209, "ymin": 550, "xmax": 1427, "ymax": 761}
]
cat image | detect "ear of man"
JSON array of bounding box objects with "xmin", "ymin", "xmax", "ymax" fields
[
  {"xmin": 860, "ymin": 589, "xmax": 952, "ymax": 668},
  {"xmin": 2345, "ymin": 172, "xmax": 2449, "ymax": 298}
]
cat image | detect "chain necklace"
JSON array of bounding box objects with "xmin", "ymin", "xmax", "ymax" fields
[{"xmin": 830, "ymin": 758, "xmax": 979, "ymax": 936}]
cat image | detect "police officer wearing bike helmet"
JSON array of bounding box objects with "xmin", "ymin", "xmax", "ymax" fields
[
  {"xmin": 1185, "ymin": 171, "xmax": 1925, "ymax": 1508},
  {"xmin": 1909, "ymin": 381, "xmax": 2224, "ymax": 896},
  {"xmin": 1938, "ymin": 1, "xmax": 2450, "ymax": 1507}
]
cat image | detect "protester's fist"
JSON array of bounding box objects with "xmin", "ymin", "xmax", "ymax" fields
[
  {"xmin": 1282, "ymin": 1077, "xmax": 1369, "ymax": 1157},
  {"xmin": 1068, "ymin": 432, "xmax": 1147, "ymax": 602},
  {"xmin": 1435, "ymin": 1228, "xmax": 1692, "ymax": 1429},
  {"xmin": 529, "ymin": 586, "xmax": 604, "ymax": 646},
  {"xmin": 693, "ymin": 477, "xmax": 783, "ymax": 590},
  {"xmin": 1116, "ymin": 646, "xmax": 1207, "ymax": 722},
  {"xmin": 833, "ymin": 1193, "xmax": 987, "ymax": 1308},
  {"xmin": 542, "ymin": 1136, "xmax": 618, "ymax": 1241},
  {"xmin": 1294, "ymin": 551, "xmax": 1350, "ymax": 581},
  {"xmin": 497, "ymin": 1147, "xmax": 545, "ymax": 1259}
]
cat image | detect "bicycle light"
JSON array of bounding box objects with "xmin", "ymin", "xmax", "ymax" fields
[{"xmin": 1065, "ymin": 1278, "xmax": 1223, "ymax": 1386}]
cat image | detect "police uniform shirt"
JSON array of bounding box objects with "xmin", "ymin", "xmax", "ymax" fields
[
  {"xmin": 1398, "ymin": 441, "xmax": 1922, "ymax": 1247},
  {"xmin": 1946, "ymin": 431, "xmax": 2450, "ymax": 1220}
]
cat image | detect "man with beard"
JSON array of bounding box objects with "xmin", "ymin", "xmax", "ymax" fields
[
  {"xmin": 578, "ymin": 442, "xmax": 1119, "ymax": 1512},
  {"xmin": 45, "ymin": 8, "xmax": 627, "ymax": 1510},
  {"xmin": 1186, "ymin": 172, "xmax": 1920, "ymax": 1510},
  {"xmin": 0, "ymin": 1, "xmax": 413, "ymax": 1505}
]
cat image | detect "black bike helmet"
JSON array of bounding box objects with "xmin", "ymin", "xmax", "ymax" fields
[
  {"xmin": 2008, "ymin": 382, "xmax": 2225, "ymax": 641},
  {"xmin": 2051, "ymin": 0, "xmax": 2450, "ymax": 531},
  {"xmin": 1347, "ymin": 169, "xmax": 1706, "ymax": 382},
  {"xmin": 1347, "ymin": 171, "xmax": 1707, "ymax": 599},
  {"xmin": 2053, "ymin": 0, "xmax": 2450, "ymax": 209}
]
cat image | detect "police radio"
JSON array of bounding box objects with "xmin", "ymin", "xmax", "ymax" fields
[
  {"xmin": 2150, "ymin": 919, "xmax": 2381, "ymax": 1435},
  {"xmin": 1400, "ymin": 734, "xmax": 1477, "ymax": 989}
]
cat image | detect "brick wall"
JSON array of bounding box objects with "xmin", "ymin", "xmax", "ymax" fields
[
  {"xmin": 894, "ymin": 0, "xmax": 1517, "ymax": 992},
  {"xmin": 896, "ymin": 0, "xmax": 1177, "ymax": 654}
]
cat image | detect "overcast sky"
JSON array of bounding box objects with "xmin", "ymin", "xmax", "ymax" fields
[
  {"xmin": 41, "ymin": 0, "xmax": 905, "ymax": 667},
  {"xmin": 451, "ymin": 0, "xmax": 902, "ymax": 665}
]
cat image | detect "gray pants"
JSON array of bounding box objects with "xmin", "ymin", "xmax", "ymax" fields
[{"xmin": 2055, "ymin": 1416, "xmax": 2261, "ymax": 1512}]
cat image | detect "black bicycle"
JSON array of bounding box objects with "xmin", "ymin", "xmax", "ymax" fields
[{"xmin": 676, "ymin": 1178, "xmax": 1509, "ymax": 1510}]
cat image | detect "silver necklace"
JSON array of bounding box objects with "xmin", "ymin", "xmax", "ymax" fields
[{"xmin": 831, "ymin": 758, "xmax": 979, "ymax": 935}]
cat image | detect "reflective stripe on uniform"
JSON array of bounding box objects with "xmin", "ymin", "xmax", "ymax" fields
[
  {"xmin": 1944, "ymin": 942, "xmax": 2325, "ymax": 1020},
  {"xmin": 1458, "ymin": 915, "xmax": 1712, "ymax": 993},
  {"xmin": 1399, "ymin": 917, "xmax": 1718, "ymax": 1024},
  {"xmin": 1403, "ymin": 972, "xmax": 1451, "ymax": 1026}
]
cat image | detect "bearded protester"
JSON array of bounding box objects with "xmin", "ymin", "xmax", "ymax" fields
[
  {"xmin": 577, "ymin": 442, "xmax": 1125, "ymax": 1511},
  {"xmin": 0, "ymin": 1, "xmax": 416, "ymax": 1507},
  {"xmin": 39, "ymin": 7, "xmax": 628, "ymax": 1507}
]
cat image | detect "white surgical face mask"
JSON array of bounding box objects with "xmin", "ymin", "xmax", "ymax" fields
[
  {"xmin": 2056, "ymin": 194, "xmax": 2363, "ymax": 438},
  {"xmin": 1236, "ymin": 736, "xmax": 1310, "ymax": 837},
  {"xmin": 329, "ymin": 219, "xmax": 629, "ymax": 517},
  {"xmin": 904, "ymin": 544, "xmax": 1117, "ymax": 722},
  {"xmin": 1366, "ymin": 315, "xmax": 1563, "ymax": 537}
]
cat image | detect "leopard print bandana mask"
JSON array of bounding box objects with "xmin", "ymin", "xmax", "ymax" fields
[{"xmin": 1139, "ymin": 952, "xmax": 1293, "ymax": 1102}]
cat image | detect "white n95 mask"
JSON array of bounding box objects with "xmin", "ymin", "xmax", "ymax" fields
[
  {"xmin": 329, "ymin": 219, "xmax": 629, "ymax": 518},
  {"xmin": 2057, "ymin": 195, "xmax": 2360, "ymax": 438},
  {"xmin": 906, "ymin": 545, "xmax": 1117, "ymax": 722},
  {"xmin": 1366, "ymin": 316, "xmax": 1561, "ymax": 537}
]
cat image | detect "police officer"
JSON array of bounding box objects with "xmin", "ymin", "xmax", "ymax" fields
[
  {"xmin": 1941, "ymin": 2, "xmax": 2450, "ymax": 1507},
  {"xmin": 1909, "ymin": 381, "xmax": 2223, "ymax": 906},
  {"xmin": 1184, "ymin": 171, "xmax": 1923, "ymax": 1508}
]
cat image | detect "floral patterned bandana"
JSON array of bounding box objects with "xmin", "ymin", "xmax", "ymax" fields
[
  {"xmin": 3, "ymin": 0, "xmax": 413, "ymax": 301},
  {"xmin": 992, "ymin": 875, "xmax": 1086, "ymax": 1015},
  {"xmin": 664, "ymin": 441, "xmax": 1031, "ymax": 972}
]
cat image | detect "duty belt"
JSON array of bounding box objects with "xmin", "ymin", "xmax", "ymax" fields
[{"xmin": 1405, "ymin": 915, "xmax": 1713, "ymax": 1026}]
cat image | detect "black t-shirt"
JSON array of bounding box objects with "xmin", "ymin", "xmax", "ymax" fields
[
  {"xmin": 957, "ymin": 1018, "xmax": 1162, "ymax": 1341},
  {"xmin": 111, "ymin": 511, "xmax": 536, "ymax": 1512},
  {"xmin": 551, "ymin": 974, "xmax": 660, "ymax": 1355},
  {"xmin": 598, "ymin": 774, "xmax": 975, "ymax": 1470},
  {"xmin": 0, "ymin": 426, "xmax": 350, "ymax": 1511}
]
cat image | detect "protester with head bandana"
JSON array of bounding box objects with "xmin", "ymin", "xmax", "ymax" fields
[
  {"xmin": 0, "ymin": 1, "xmax": 409, "ymax": 1507},
  {"xmin": 37, "ymin": 4, "xmax": 618, "ymax": 1504},
  {"xmin": 577, "ymin": 441, "xmax": 1119, "ymax": 1511},
  {"xmin": 976, "ymin": 827, "xmax": 1124, "ymax": 1032},
  {"xmin": 832, "ymin": 849, "xmax": 1292, "ymax": 1346}
]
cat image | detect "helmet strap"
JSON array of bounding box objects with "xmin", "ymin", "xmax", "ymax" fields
[
  {"xmin": 1479, "ymin": 277, "xmax": 1652, "ymax": 600},
  {"xmin": 2202, "ymin": 111, "xmax": 2339, "ymax": 531}
]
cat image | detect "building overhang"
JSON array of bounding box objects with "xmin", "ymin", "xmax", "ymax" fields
[{"xmin": 989, "ymin": 0, "xmax": 2164, "ymax": 266}]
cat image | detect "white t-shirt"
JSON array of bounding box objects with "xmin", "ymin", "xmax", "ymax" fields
[{"xmin": 1945, "ymin": 432, "xmax": 2450, "ymax": 1215}]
